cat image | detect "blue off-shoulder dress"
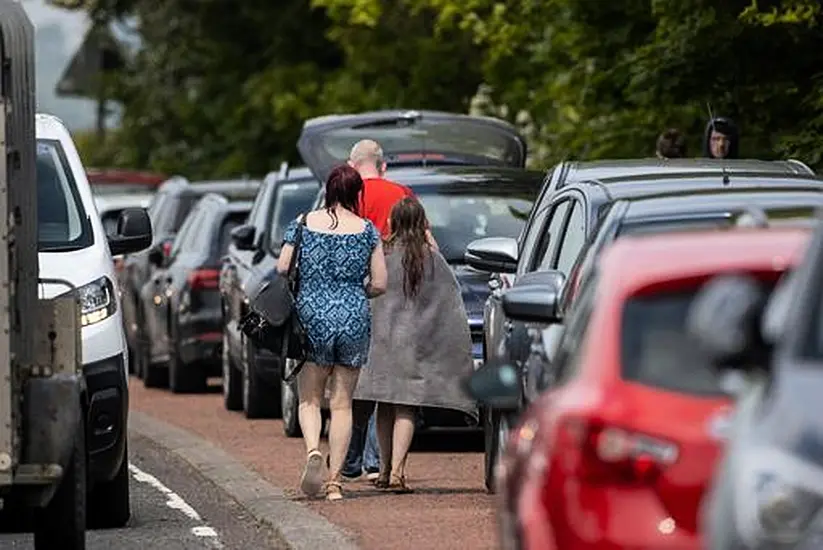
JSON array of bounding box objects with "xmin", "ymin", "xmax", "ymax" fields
[{"xmin": 282, "ymin": 218, "xmax": 380, "ymax": 368}]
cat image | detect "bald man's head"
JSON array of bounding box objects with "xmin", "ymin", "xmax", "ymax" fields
[{"xmin": 348, "ymin": 139, "xmax": 386, "ymax": 178}]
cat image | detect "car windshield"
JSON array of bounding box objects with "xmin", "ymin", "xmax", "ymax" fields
[
  {"xmin": 269, "ymin": 181, "xmax": 320, "ymax": 254},
  {"xmin": 416, "ymin": 185, "xmax": 534, "ymax": 263},
  {"xmin": 37, "ymin": 139, "xmax": 93, "ymax": 252}
]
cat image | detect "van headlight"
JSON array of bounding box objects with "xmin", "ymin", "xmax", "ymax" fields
[{"xmin": 75, "ymin": 276, "xmax": 117, "ymax": 327}]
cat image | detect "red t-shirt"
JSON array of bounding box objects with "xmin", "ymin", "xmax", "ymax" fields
[{"xmin": 360, "ymin": 177, "xmax": 414, "ymax": 237}]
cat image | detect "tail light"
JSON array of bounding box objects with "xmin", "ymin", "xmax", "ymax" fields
[
  {"xmin": 187, "ymin": 269, "xmax": 219, "ymax": 290},
  {"xmin": 553, "ymin": 416, "xmax": 679, "ymax": 485},
  {"xmin": 162, "ymin": 240, "xmax": 172, "ymax": 257}
]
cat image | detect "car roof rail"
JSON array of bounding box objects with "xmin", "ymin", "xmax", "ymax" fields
[{"xmin": 785, "ymin": 158, "xmax": 815, "ymax": 175}]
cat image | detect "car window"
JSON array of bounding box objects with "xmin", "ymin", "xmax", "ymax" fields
[
  {"xmin": 552, "ymin": 274, "xmax": 598, "ymax": 385},
  {"xmin": 269, "ymin": 182, "xmax": 319, "ymax": 255},
  {"xmin": 619, "ymin": 217, "xmax": 734, "ymax": 237},
  {"xmin": 218, "ymin": 212, "xmax": 248, "ymax": 255},
  {"xmin": 248, "ymin": 182, "xmax": 272, "ymax": 229},
  {"xmin": 173, "ymin": 195, "xmax": 199, "ymax": 231},
  {"xmin": 621, "ymin": 289, "xmax": 724, "ymax": 396},
  {"xmin": 555, "ymin": 201, "xmax": 586, "ymax": 275},
  {"xmin": 37, "ymin": 139, "xmax": 94, "ymax": 252},
  {"xmin": 169, "ymin": 206, "xmax": 201, "ymax": 259},
  {"xmin": 534, "ymin": 200, "xmax": 571, "ymax": 271},
  {"xmin": 416, "ymin": 189, "xmax": 535, "ymax": 264},
  {"xmin": 518, "ymin": 168, "xmax": 554, "ymax": 250}
]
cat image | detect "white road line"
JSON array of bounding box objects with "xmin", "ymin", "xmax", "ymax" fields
[{"xmin": 129, "ymin": 463, "xmax": 225, "ymax": 549}]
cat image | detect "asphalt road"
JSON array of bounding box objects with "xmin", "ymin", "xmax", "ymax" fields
[{"xmin": 0, "ymin": 433, "xmax": 287, "ymax": 549}]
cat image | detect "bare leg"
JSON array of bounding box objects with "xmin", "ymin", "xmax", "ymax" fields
[
  {"xmin": 297, "ymin": 363, "xmax": 330, "ymax": 496},
  {"xmin": 297, "ymin": 363, "xmax": 330, "ymax": 454},
  {"xmin": 390, "ymin": 405, "xmax": 416, "ymax": 489},
  {"xmin": 375, "ymin": 402, "xmax": 395, "ymax": 483},
  {"xmin": 326, "ymin": 365, "xmax": 361, "ymax": 488}
]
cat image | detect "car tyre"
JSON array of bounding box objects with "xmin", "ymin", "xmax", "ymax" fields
[
  {"xmin": 281, "ymin": 373, "xmax": 302, "ymax": 438},
  {"xmin": 484, "ymin": 409, "xmax": 510, "ymax": 494},
  {"xmin": 222, "ymin": 331, "xmax": 243, "ymax": 411},
  {"xmin": 33, "ymin": 421, "xmax": 86, "ymax": 550},
  {"xmin": 87, "ymin": 444, "xmax": 130, "ymax": 529},
  {"xmin": 241, "ymin": 337, "xmax": 278, "ymax": 419},
  {"xmin": 168, "ymin": 345, "xmax": 207, "ymax": 394}
]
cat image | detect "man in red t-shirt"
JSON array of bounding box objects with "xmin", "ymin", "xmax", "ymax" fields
[{"xmin": 348, "ymin": 139, "xmax": 413, "ymax": 237}]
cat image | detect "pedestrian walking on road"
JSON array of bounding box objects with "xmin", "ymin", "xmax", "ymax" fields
[
  {"xmin": 277, "ymin": 164, "xmax": 387, "ymax": 501},
  {"xmin": 655, "ymin": 128, "xmax": 687, "ymax": 158},
  {"xmin": 354, "ymin": 197, "xmax": 477, "ymax": 493},
  {"xmin": 341, "ymin": 139, "xmax": 438, "ymax": 481}
]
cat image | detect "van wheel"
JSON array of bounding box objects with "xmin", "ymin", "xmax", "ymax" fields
[
  {"xmin": 222, "ymin": 332, "xmax": 243, "ymax": 411},
  {"xmin": 281, "ymin": 376, "xmax": 302, "ymax": 438},
  {"xmin": 241, "ymin": 338, "xmax": 278, "ymax": 419},
  {"xmin": 87, "ymin": 445, "xmax": 130, "ymax": 529},
  {"xmin": 34, "ymin": 422, "xmax": 86, "ymax": 549}
]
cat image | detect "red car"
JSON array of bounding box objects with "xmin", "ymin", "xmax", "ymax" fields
[{"xmin": 494, "ymin": 228, "xmax": 810, "ymax": 550}]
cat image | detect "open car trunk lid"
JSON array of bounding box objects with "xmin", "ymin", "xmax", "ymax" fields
[{"xmin": 297, "ymin": 110, "xmax": 527, "ymax": 182}]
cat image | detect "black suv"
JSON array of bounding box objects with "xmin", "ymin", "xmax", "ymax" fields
[
  {"xmin": 220, "ymin": 166, "xmax": 319, "ymax": 418},
  {"xmin": 466, "ymin": 166, "xmax": 823, "ymax": 492},
  {"xmin": 121, "ymin": 177, "xmax": 260, "ymax": 376}
]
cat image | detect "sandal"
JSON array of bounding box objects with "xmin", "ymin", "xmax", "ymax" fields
[
  {"xmin": 325, "ymin": 480, "xmax": 343, "ymax": 501},
  {"xmin": 372, "ymin": 471, "xmax": 390, "ymax": 489},
  {"xmin": 300, "ymin": 449, "xmax": 325, "ymax": 497},
  {"xmin": 388, "ymin": 474, "xmax": 414, "ymax": 494}
]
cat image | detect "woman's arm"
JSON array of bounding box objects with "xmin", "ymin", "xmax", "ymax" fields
[
  {"xmin": 367, "ymin": 241, "xmax": 388, "ymax": 297},
  {"xmin": 276, "ymin": 244, "xmax": 293, "ymax": 274}
]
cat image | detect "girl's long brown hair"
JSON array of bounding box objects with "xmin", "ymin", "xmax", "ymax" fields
[{"xmin": 386, "ymin": 197, "xmax": 432, "ymax": 298}]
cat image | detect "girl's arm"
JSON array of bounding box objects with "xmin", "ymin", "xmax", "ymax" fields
[{"xmin": 367, "ymin": 241, "xmax": 388, "ymax": 297}]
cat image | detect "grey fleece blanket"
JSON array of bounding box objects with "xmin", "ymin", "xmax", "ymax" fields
[{"xmin": 354, "ymin": 245, "xmax": 478, "ymax": 419}]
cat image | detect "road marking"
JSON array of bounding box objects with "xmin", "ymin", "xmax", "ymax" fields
[{"xmin": 129, "ymin": 463, "xmax": 225, "ymax": 548}]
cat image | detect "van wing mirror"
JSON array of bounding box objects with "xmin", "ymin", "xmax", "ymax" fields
[{"xmin": 108, "ymin": 207, "xmax": 153, "ymax": 256}]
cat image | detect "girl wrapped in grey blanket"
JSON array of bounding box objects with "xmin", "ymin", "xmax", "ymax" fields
[{"xmin": 354, "ymin": 197, "xmax": 477, "ymax": 492}]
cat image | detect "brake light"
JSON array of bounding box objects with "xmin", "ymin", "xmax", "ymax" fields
[
  {"xmin": 554, "ymin": 416, "xmax": 679, "ymax": 485},
  {"xmin": 162, "ymin": 241, "xmax": 172, "ymax": 257},
  {"xmin": 187, "ymin": 269, "xmax": 219, "ymax": 290}
]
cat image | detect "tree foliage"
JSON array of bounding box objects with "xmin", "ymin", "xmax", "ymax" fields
[{"xmin": 56, "ymin": 0, "xmax": 823, "ymax": 176}]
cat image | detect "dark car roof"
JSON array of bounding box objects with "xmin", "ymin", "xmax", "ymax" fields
[
  {"xmin": 560, "ymin": 158, "xmax": 814, "ymax": 184},
  {"xmin": 584, "ymin": 173, "xmax": 823, "ymax": 202},
  {"xmin": 623, "ymin": 188, "xmax": 823, "ymax": 220}
]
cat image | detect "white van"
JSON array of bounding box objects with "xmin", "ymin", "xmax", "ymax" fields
[{"xmin": 35, "ymin": 113, "xmax": 152, "ymax": 527}]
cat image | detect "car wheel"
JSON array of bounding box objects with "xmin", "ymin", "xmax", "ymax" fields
[
  {"xmin": 484, "ymin": 409, "xmax": 510, "ymax": 494},
  {"xmin": 87, "ymin": 444, "xmax": 130, "ymax": 529},
  {"xmin": 281, "ymin": 373, "xmax": 302, "ymax": 438},
  {"xmin": 168, "ymin": 345, "xmax": 206, "ymax": 394},
  {"xmin": 222, "ymin": 331, "xmax": 243, "ymax": 411},
  {"xmin": 241, "ymin": 337, "xmax": 277, "ymax": 419}
]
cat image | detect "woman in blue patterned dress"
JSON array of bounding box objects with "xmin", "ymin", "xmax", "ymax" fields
[{"xmin": 277, "ymin": 165, "xmax": 387, "ymax": 501}]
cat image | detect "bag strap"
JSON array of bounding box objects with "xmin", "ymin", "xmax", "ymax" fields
[{"xmin": 286, "ymin": 214, "xmax": 307, "ymax": 285}]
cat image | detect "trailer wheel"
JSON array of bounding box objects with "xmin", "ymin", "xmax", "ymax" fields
[
  {"xmin": 87, "ymin": 444, "xmax": 130, "ymax": 529},
  {"xmin": 34, "ymin": 423, "xmax": 86, "ymax": 550}
]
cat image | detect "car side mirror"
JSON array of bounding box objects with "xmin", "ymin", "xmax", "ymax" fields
[
  {"xmin": 462, "ymin": 364, "xmax": 521, "ymax": 409},
  {"xmin": 686, "ymin": 274, "xmax": 771, "ymax": 372},
  {"xmin": 108, "ymin": 207, "xmax": 153, "ymax": 256},
  {"xmin": 501, "ymin": 270, "xmax": 565, "ymax": 323},
  {"xmin": 231, "ymin": 224, "xmax": 256, "ymax": 251},
  {"xmin": 465, "ymin": 237, "xmax": 518, "ymax": 274}
]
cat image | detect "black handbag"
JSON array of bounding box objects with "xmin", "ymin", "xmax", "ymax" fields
[{"xmin": 238, "ymin": 215, "xmax": 308, "ymax": 383}]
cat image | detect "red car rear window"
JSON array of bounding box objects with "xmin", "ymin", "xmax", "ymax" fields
[{"xmin": 620, "ymin": 289, "xmax": 732, "ymax": 396}]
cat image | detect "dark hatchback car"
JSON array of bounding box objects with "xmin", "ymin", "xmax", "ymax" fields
[
  {"xmin": 121, "ymin": 176, "xmax": 260, "ymax": 375},
  {"xmin": 220, "ymin": 166, "xmax": 320, "ymax": 419},
  {"xmin": 136, "ymin": 194, "xmax": 252, "ymax": 392},
  {"xmin": 466, "ymin": 170, "xmax": 823, "ymax": 492}
]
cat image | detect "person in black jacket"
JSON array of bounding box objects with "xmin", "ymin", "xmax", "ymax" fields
[
  {"xmin": 703, "ymin": 117, "xmax": 739, "ymax": 159},
  {"xmin": 656, "ymin": 128, "xmax": 688, "ymax": 158}
]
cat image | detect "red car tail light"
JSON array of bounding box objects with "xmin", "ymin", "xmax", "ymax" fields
[
  {"xmin": 554, "ymin": 416, "xmax": 679, "ymax": 485},
  {"xmin": 187, "ymin": 269, "xmax": 220, "ymax": 290},
  {"xmin": 162, "ymin": 240, "xmax": 173, "ymax": 257}
]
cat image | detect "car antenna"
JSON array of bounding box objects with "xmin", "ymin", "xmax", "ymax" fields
[{"xmin": 707, "ymin": 102, "xmax": 730, "ymax": 186}]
